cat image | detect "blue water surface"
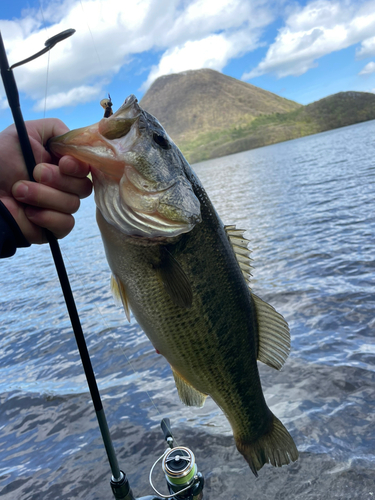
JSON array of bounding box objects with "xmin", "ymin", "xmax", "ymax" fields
[{"xmin": 0, "ymin": 120, "xmax": 374, "ymax": 499}]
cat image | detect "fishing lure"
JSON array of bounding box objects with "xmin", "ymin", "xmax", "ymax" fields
[{"xmin": 101, "ymin": 94, "xmax": 114, "ymax": 118}]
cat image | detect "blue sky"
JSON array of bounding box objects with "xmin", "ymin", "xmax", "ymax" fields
[{"xmin": 1, "ymin": 0, "xmax": 375, "ymax": 132}]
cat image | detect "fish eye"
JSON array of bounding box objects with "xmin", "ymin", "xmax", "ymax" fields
[{"xmin": 153, "ymin": 133, "xmax": 171, "ymax": 150}]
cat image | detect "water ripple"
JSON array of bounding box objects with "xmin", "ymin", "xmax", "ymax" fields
[{"xmin": 1, "ymin": 120, "xmax": 375, "ymax": 497}]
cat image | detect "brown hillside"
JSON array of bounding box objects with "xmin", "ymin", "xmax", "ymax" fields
[{"xmin": 140, "ymin": 69, "xmax": 301, "ymax": 144}]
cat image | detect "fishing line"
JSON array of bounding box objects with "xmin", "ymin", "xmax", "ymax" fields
[
  {"xmin": 38, "ymin": 0, "xmax": 49, "ymax": 35},
  {"xmin": 1, "ymin": 20, "xmax": 191, "ymax": 497},
  {"xmin": 0, "ymin": 29, "xmax": 131, "ymax": 492},
  {"xmin": 58, "ymin": 244, "xmax": 178, "ymax": 443},
  {"xmin": 38, "ymin": 2, "xmax": 179, "ymax": 474},
  {"xmin": 60, "ymin": 4, "xmax": 177, "ymax": 442},
  {"xmin": 79, "ymin": 0, "xmax": 102, "ymax": 67},
  {"xmin": 38, "ymin": 0, "xmax": 50, "ymax": 164},
  {"xmin": 40, "ymin": 50, "xmax": 50, "ymax": 164}
]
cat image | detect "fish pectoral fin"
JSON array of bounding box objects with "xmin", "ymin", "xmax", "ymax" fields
[
  {"xmin": 172, "ymin": 368, "xmax": 207, "ymax": 408},
  {"xmin": 225, "ymin": 225, "xmax": 253, "ymax": 284},
  {"xmin": 111, "ymin": 274, "xmax": 131, "ymax": 323},
  {"xmin": 253, "ymin": 294, "xmax": 290, "ymax": 370},
  {"xmin": 155, "ymin": 248, "xmax": 193, "ymax": 309}
]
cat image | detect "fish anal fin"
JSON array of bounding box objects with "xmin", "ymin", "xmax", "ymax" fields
[
  {"xmin": 235, "ymin": 413, "xmax": 298, "ymax": 476},
  {"xmin": 155, "ymin": 248, "xmax": 193, "ymax": 309},
  {"xmin": 224, "ymin": 225, "xmax": 253, "ymax": 283},
  {"xmin": 252, "ymin": 294, "xmax": 290, "ymax": 370},
  {"xmin": 172, "ymin": 368, "xmax": 207, "ymax": 407},
  {"xmin": 111, "ymin": 274, "xmax": 131, "ymax": 323}
]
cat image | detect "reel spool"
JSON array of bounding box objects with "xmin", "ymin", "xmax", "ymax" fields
[{"xmin": 163, "ymin": 447, "xmax": 197, "ymax": 495}]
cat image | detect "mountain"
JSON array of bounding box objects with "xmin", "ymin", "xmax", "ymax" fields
[
  {"xmin": 140, "ymin": 69, "xmax": 301, "ymax": 144},
  {"xmin": 140, "ymin": 69, "xmax": 375, "ymax": 163}
]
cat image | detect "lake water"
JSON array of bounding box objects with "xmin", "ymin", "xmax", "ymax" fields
[{"xmin": 0, "ymin": 120, "xmax": 374, "ymax": 499}]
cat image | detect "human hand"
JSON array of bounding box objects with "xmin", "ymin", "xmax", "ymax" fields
[{"xmin": 0, "ymin": 118, "xmax": 92, "ymax": 244}]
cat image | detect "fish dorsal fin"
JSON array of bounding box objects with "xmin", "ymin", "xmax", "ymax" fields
[
  {"xmin": 111, "ymin": 274, "xmax": 131, "ymax": 323},
  {"xmin": 224, "ymin": 225, "xmax": 290, "ymax": 369},
  {"xmin": 172, "ymin": 367, "xmax": 207, "ymax": 407},
  {"xmin": 155, "ymin": 248, "xmax": 193, "ymax": 309},
  {"xmin": 252, "ymin": 294, "xmax": 290, "ymax": 370},
  {"xmin": 224, "ymin": 225, "xmax": 253, "ymax": 283}
]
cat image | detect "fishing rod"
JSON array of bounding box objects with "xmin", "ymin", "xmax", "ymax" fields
[
  {"xmin": 0, "ymin": 27, "xmax": 129, "ymax": 499},
  {"xmin": 0, "ymin": 30, "xmax": 204, "ymax": 500}
]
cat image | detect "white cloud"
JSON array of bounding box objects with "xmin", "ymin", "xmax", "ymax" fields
[
  {"xmin": 6, "ymin": 0, "xmax": 375, "ymax": 112},
  {"xmin": 140, "ymin": 0, "xmax": 272, "ymax": 89},
  {"xmin": 1, "ymin": 0, "xmax": 172, "ymax": 108},
  {"xmin": 0, "ymin": 0, "xmax": 273, "ymax": 111},
  {"xmin": 33, "ymin": 84, "xmax": 103, "ymax": 111},
  {"xmin": 141, "ymin": 30, "xmax": 257, "ymax": 90},
  {"xmin": 163, "ymin": 0, "xmax": 271, "ymax": 46},
  {"xmin": 243, "ymin": 0, "xmax": 375, "ymax": 80},
  {"xmin": 356, "ymin": 35, "xmax": 375, "ymax": 58},
  {"xmin": 359, "ymin": 61, "xmax": 375, "ymax": 75}
]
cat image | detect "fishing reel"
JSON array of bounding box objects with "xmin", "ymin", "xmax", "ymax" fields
[
  {"xmin": 119, "ymin": 418, "xmax": 204, "ymax": 500},
  {"xmin": 149, "ymin": 418, "xmax": 204, "ymax": 500},
  {"xmin": 110, "ymin": 418, "xmax": 204, "ymax": 500}
]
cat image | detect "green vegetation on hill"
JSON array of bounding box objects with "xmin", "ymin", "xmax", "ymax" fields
[
  {"xmin": 180, "ymin": 92, "xmax": 375, "ymax": 163},
  {"xmin": 178, "ymin": 110, "xmax": 312, "ymax": 163},
  {"xmin": 140, "ymin": 70, "xmax": 375, "ymax": 163}
]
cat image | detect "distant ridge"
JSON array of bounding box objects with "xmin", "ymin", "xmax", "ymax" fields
[{"xmin": 140, "ymin": 69, "xmax": 375, "ymax": 163}]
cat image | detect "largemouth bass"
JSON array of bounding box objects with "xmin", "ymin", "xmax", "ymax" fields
[{"xmin": 49, "ymin": 95, "xmax": 298, "ymax": 475}]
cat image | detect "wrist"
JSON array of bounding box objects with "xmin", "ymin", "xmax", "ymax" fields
[{"xmin": 0, "ymin": 200, "xmax": 30, "ymax": 258}]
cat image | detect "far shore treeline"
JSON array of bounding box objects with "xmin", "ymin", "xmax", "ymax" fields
[{"xmin": 140, "ymin": 69, "xmax": 375, "ymax": 163}]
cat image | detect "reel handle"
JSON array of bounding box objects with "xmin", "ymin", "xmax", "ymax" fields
[{"xmin": 160, "ymin": 419, "xmax": 173, "ymax": 446}]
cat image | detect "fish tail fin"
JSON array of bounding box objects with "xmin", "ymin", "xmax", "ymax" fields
[{"xmin": 235, "ymin": 413, "xmax": 298, "ymax": 477}]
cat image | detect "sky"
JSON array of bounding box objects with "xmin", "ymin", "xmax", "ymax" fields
[{"xmin": 1, "ymin": 0, "xmax": 375, "ymax": 132}]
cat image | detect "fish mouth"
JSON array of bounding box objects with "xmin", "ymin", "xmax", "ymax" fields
[
  {"xmin": 48, "ymin": 94, "xmax": 141, "ymax": 179},
  {"xmin": 48, "ymin": 124, "xmax": 123, "ymax": 180}
]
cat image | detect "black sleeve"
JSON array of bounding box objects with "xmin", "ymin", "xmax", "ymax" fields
[{"xmin": 0, "ymin": 200, "xmax": 30, "ymax": 258}]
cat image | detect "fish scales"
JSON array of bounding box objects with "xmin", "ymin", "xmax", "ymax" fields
[
  {"xmin": 98, "ymin": 186, "xmax": 264, "ymax": 397},
  {"xmin": 98, "ymin": 205, "xmax": 269, "ymax": 443},
  {"xmin": 49, "ymin": 94, "xmax": 298, "ymax": 475}
]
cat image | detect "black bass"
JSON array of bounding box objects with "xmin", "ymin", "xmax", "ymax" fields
[{"xmin": 49, "ymin": 95, "xmax": 298, "ymax": 475}]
